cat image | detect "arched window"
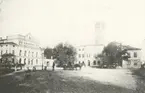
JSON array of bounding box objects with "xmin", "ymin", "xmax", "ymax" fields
[
  {"xmin": 93, "ymin": 60, "xmax": 96, "ymax": 65},
  {"xmin": 98, "ymin": 61, "xmax": 101, "ymax": 65},
  {"xmin": 88, "ymin": 60, "xmax": 90, "ymax": 66},
  {"xmin": 24, "ymin": 58, "xmax": 26, "ymax": 64},
  {"xmin": 19, "ymin": 50, "xmax": 22, "ymax": 56},
  {"xmin": 31, "ymin": 60, "xmax": 33, "ymax": 65},
  {"xmin": 19, "ymin": 58, "xmax": 21, "ymax": 64},
  {"xmin": 28, "ymin": 59, "xmax": 30, "ymax": 65}
]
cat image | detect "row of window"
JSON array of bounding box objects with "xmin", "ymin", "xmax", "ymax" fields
[
  {"xmin": 78, "ymin": 54, "xmax": 91, "ymax": 58},
  {"xmin": 19, "ymin": 58, "xmax": 39, "ymax": 65},
  {"xmin": 19, "ymin": 50, "xmax": 38, "ymax": 57},
  {"xmin": 0, "ymin": 50, "xmax": 39, "ymax": 57},
  {"xmin": 78, "ymin": 48, "xmax": 84, "ymax": 51},
  {"xmin": 0, "ymin": 50, "xmax": 15, "ymax": 55},
  {"xmin": 77, "ymin": 60, "xmax": 100, "ymax": 66},
  {"xmin": 0, "ymin": 45, "xmax": 15, "ymax": 47},
  {"xmin": 128, "ymin": 52, "xmax": 138, "ymax": 58}
]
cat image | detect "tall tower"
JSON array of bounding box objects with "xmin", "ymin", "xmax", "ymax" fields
[{"xmin": 95, "ymin": 22, "xmax": 105, "ymax": 45}]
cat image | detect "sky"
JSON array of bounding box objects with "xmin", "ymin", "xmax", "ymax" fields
[{"xmin": 0, "ymin": 0, "xmax": 145, "ymax": 48}]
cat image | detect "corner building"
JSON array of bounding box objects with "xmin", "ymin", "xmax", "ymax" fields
[{"xmin": 0, "ymin": 33, "xmax": 44, "ymax": 69}]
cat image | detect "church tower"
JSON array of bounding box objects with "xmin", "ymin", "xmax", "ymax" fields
[{"xmin": 95, "ymin": 22, "xmax": 105, "ymax": 45}]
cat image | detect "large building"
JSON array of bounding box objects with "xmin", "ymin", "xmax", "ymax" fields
[
  {"xmin": 76, "ymin": 44, "xmax": 104, "ymax": 67},
  {"xmin": 0, "ymin": 33, "xmax": 46, "ymax": 70}
]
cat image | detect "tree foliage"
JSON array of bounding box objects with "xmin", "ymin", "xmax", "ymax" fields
[
  {"xmin": 0, "ymin": 53, "xmax": 16, "ymax": 69},
  {"xmin": 44, "ymin": 47, "xmax": 53, "ymax": 59},
  {"xmin": 53, "ymin": 43, "xmax": 76, "ymax": 67},
  {"xmin": 101, "ymin": 42, "xmax": 130, "ymax": 66}
]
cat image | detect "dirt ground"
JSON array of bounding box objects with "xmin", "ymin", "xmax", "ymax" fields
[{"xmin": 0, "ymin": 68, "xmax": 145, "ymax": 93}]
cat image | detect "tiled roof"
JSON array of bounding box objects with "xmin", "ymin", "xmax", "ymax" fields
[
  {"xmin": 0, "ymin": 42, "xmax": 17, "ymax": 45},
  {"xmin": 123, "ymin": 45, "xmax": 141, "ymax": 50}
]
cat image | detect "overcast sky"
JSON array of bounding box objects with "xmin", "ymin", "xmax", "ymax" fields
[{"xmin": 0, "ymin": 0, "xmax": 145, "ymax": 48}]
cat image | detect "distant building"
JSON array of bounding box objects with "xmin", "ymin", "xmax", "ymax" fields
[
  {"xmin": 141, "ymin": 39, "xmax": 145, "ymax": 64},
  {"xmin": 0, "ymin": 33, "xmax": 49, "ymax": 70},
  {"xmin": 122, "ymin": 46, "xmax": 141, "ymax": 68},
  {"xmin": 76, "ymin": 44, "xmax": 104, "ymax": 67}
]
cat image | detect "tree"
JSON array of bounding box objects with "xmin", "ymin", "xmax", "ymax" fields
[
  {"xmin": 0, "ymin": 53, "xmax": 16, "ymax": 69},
  {"xmin": 53, "ymin": 43, "xmax": 76, "ymax": 67},
  {"xmin": 0, "ymin": 53, "xmax": 25, "ymax": 70},
  {"xmin": 102, "ymin": 42, "xmax": 129, "ymax": 66},
  {"xmin": 44, "ymin": 47, "xmax": 53, "ymax": 59}
]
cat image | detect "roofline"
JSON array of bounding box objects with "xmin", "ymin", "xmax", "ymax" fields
[
  {"xmin": 0, "ymin": 42, "xmax": 17, "ymax": 45},
  {"xmin": 76, "ymin": 44, "xmax": 105, "ymax": 47}
]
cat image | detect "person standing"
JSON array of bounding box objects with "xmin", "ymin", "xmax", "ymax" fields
[{"xmin": 52, "ymin": 61, "xmax": 55, "ymax": 71}]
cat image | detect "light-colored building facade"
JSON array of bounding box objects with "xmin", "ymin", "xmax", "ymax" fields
[
  {"xmin": 76, "ymin": 44, "xmax": 104, "ymax": 67},
  {"xmin": 0, "ymin": 33, "xmax": 46, "ymax": 70},
  {"xmin": 122, "ymin": 46, "xmax": 141, "ymax": 68}
]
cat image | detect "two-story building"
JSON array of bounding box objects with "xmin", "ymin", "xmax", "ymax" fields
[
  {"xmin": 122, "ymin": 46, "xmax": 141, "ymax": 68},
  {"xmin": 76, "ymin": 44, "xmax": 104, "ymax": 67}
]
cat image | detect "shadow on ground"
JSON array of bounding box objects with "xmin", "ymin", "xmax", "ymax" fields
[{"xmin": 0, "ymin": 70, "xmax": 144, "ymax": 93}]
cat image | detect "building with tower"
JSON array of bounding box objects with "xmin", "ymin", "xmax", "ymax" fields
[{"xmin": 75, "ymin": 22, "xmax": 105, "ymax": 67}]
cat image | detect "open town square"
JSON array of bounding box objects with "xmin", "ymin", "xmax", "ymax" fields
[{"xmin": 0, "ymin": 0, "xmax": 145, "ymax": 93}]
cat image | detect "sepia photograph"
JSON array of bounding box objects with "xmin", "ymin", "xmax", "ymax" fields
[{"xmin": 0, "ymin": 0, "xmax": 145, "ymax": 93}]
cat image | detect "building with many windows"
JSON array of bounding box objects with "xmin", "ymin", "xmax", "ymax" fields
[
  {"xmin": 0, "ymin": 33, "xmax": 47, "ymax": 70},
  {"xmin": 76, "ymin": 44, "xmax": 104, "ymax": 67}
]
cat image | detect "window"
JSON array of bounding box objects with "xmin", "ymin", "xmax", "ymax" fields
[
  {"xmin": 12, "ymin": 50, "xmax": 15, "ymax": 55},
  {"xmin": 24, "ymin": 58, "xmax": 26, "ymax": 64},
  {"xmin": 19, "ymin": 58, "xmax": 22, "ymax": 64},
  {"xmin": 79, "ymin": 54, "xmax": 81, "ymax": 58},
  {"xmin": 98, "ymin": 61, "xmax": 101, "ymax": 65},
  {"xmin": 36, "ymin": 59, "xmax": 38, "ymax": 64},
  {"xmin": 93, "ymin": 60, "xmax": 96, "ymax": 65},
  {"xmin": 82, "ymin": 54, "xmax": 85, "ymax": 58},
  {"xmin": 31, "ymin": 60, "xmax": 33, "ymax": 65},
  {"xmin": 24, "ymin": 51, "xmax": 27, "ymax": 56},
  {"xmin": 134, "ymin": 52, "xmax": 137, "ymax": 58},
  {"xmin": 82, "ymin": 48, "xmax": 84, "ymax": 51},
  {"xmin": 79, "ymin": 61, "xmax": 81, "ymax": 64},
  {"xmin": 6, "ymin": 50, "xmax": 8, "ymax": 54},
  {"xmin": 19, "ymin": 50, "xmax": 22, "ymax": 56},
  {"xmin": 88, "ymin": 60, "xmax": 90, "ymax": 66},
  {"xmin": 134, "ymin": 63, "xmax": 137, "ymax": 66},
  {"xmin": 28, "ymin": 59, "xmax": 30, "ymax": 65},
  {"xmin": 13, "ymin": 45, "xmax": 15, "ymax": 47}
]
